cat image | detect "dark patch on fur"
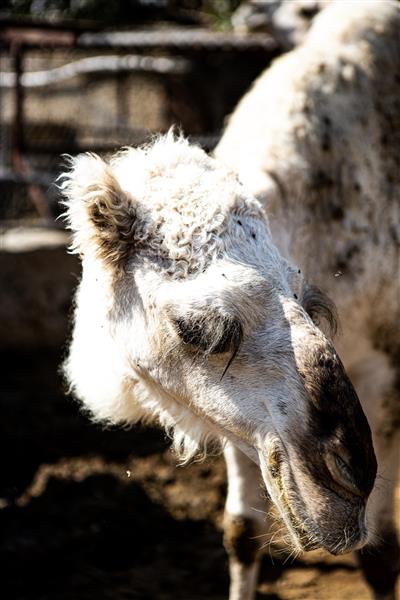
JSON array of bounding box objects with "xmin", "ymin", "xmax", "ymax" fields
[
  {"xmin": 330, "ymin": 205, "xmax": 344, "ymax": 220},
  {"xmin": 301, "ymin": 284, "xmax": 338, "ymax": 338},
  {"xmin": 277, "ymin": 400, "xmax": 287, "ymax": 415},
  {"xmin": 357, "ymin": 529, "xmax": 400, "ymax": 596},
  {"xmin": 389, "ymin": 225, "xmax": 400, "ymax": 245},
  {"xmin": 371, "ymin": 320, "xmax": 400, "ymax": 362},
  {"xmin": 334, "ymin": 243, "xmax": 361, "ymax": 274},
  {"xmin": 312, "ymin": 170, "xmax": 334, "ymax": 190},
  {"xmin": 378, "ymin": 387, "xmax": 400, "ymax": 440},
  {"xmin": 309, "ymin": 168, "xmax": 346, "ymax": 221},
  {"xmin": 223, "ymin": 515, "xmax": 259, "ymax": 566},
  {"xmin": 321, "ymin": 137, "xmax": 331, "ymax": 152},
  {"xmin": 321, "ymin": 119, "xmax": 331, "ymax": 152},
  {"xmin": 369, "ymin": 320, "xmax": 400, "ymax": 439}
]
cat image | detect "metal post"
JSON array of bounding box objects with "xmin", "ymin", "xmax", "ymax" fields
[
  {"xmin": 10, "ymin": 41, "xmax": 51, "ymax": 221},
  {"xmin": 11, "ymin": 42, "xmax": 24, "ymax": 166}
]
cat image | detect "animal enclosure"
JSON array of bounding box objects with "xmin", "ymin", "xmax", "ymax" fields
[
  {"xmin": 0, "ymin": 18, "xmax": 276, "ymax": 222},
  {"xmin": 1, "ymin": 4, "xmax": 399, "ymax": 600}
]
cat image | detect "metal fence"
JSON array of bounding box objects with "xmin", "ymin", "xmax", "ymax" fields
[{"xmin": 0, "ymin": 18, "xmax": 280, "ymax": 223}]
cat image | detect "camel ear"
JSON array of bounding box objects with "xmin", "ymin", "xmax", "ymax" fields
[{"xmin": 62, "ymin": 153, "xmax": 137, "ymax": 265}]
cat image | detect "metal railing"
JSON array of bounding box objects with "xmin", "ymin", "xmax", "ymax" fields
[{"xmin": 0, "ymin": 16, "xmax": 280, "ymax": 222}]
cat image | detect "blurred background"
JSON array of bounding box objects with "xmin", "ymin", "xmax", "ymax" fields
[{"xmin": 0, "ymin": 2, "xmax": 379, "ymax": 599}]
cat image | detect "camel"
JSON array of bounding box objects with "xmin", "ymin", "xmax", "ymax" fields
[
  {"xmin": 62, "ymin": 132, "xmax": 378, "ymax": 598},
  {"xmin": 215, "ymin": 1, "xmax": 400, "ymax": 599},
  {"xmin": 232, "ymin": 0, "xmax": 331, "ymax": 49}
]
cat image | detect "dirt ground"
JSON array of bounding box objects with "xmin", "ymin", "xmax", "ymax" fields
[{"xmin": 1, "ymin": 350, "xmax": 398, "ymax": 600}]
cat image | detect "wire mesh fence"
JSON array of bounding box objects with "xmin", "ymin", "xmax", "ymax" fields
[
  {"xmin": 1, "ymin": 46, "xmax": 182, "ymax": 221},
  {"xmin": 0, "ymin": 21, "xmax": 279, "ymax": 224}
]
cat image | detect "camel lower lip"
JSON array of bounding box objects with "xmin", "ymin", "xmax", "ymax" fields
[
  {"xmin": 258, "ymin": 436, "xmax": 322, "ymax": 552},
  {"xmin": 273, "ymin": 474, "xmax": 319, "ymax": 551},
  {"xmin": 265, "ymin": 459, "xmax": 367, "ymax": 555},
  {"xmin": 265, "ymin": 457, "xmax": 320, "ymax": 552}
]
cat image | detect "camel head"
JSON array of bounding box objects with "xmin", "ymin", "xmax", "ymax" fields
[{"xmin": 62, "ymin": 135, "xmax": 376, "ymax": 555}]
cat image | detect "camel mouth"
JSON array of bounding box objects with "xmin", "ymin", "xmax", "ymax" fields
[
  {"xmin": 268, "ymin": 468, "xmax": 320, "ymax": 552},
  {"xmin": 259, "ymin": 437, "xmax": 368, "ymax": 555},
  {"xmin": 258, "ymin": 439, "xmax": 321, "ymax": 552}
]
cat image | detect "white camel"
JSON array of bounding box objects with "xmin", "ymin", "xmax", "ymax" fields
[
  {"xmin": 62, "ymin": 132, "xmax": 377, "ymax": 598},
  {"xmin": 215, "ymin": 1, "xmax": 400, "ymax": 599}
]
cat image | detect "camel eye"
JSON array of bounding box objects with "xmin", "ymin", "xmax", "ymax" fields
[
  {"xmin": 175, "ymin": 318, "xmax": 204, "ymax": 349},
  {"xmin": 174, "ymin": 314, "xmax": 243, "ymax": 355},
  {"xmin": 209, "ymin": 317, "xmax": 242, "ymax": 354}
]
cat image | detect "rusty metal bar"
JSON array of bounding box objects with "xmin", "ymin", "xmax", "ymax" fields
[
  {"xmin": 1, "ymin": 28, "xmax": 76, "ymax": 48},
  {"xmin": 77, "ymin": 28, "xmax": 279, "ymax": 52},
  {"xmin": 0, "ymin": 20, "xmax": 280, "ymax": 54},
  {"xmin": 0, "ymin": 54, "xmax": 190, "ymax": 89},
  {"xmin": 9, "ymin": 42, "xmax": 52, "ymax": 220},
  {"xmin": 22, "ymin": 133, "xmax": 221, "ymax": 155},
  {"xmin": 10, "ymin": 42, "xmax": 23, "ymax": 162}
]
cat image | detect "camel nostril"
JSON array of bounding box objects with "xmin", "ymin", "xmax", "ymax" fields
[{"xmin": 325, "ymin": 452, "xmax": 363, "ymax": 498}]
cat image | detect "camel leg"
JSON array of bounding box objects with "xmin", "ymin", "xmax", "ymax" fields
[
  {"xmin": 357, "ymin": 429, "xmax": 400, "ymax": 600},
  {"xmin": 223, "ymin": 442, "xmax": 271, "ymax": 600}
]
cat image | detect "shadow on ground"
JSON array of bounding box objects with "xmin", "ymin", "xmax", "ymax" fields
[
  {"xmin": 1, "ymin": 350, "xmax": 229, "ymax": 599},
  {"xmin": 0, "ymin": 350, "xmax": 376, "ymax": 600},
  {"xmin": 0, "ymin": 351, "xmax": 167, "ymax": 500},
  {"xmin": 1, "ymin": 474, "xmax": 227, "ymax": 600}
]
